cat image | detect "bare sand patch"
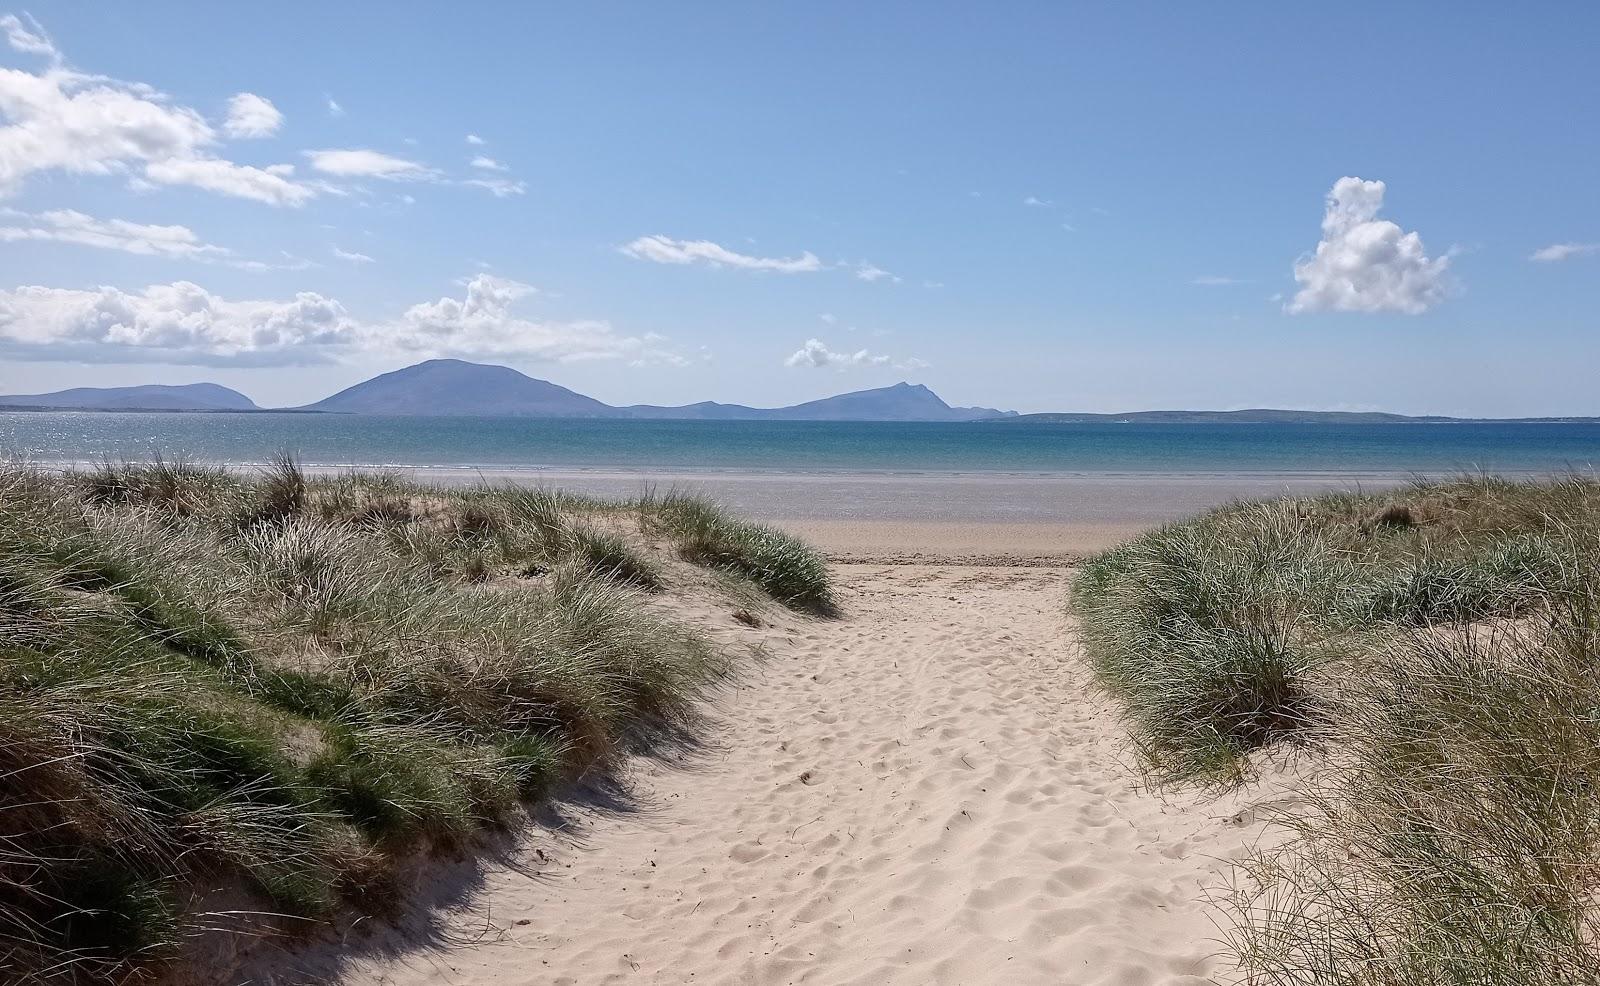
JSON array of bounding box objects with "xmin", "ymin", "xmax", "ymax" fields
[{"xmin": 246, "ymin": 558, "xmax": 1293, "ymax": 985}]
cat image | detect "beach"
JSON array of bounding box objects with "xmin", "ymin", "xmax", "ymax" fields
[{"xmin": 228, "ymin": 507, "xmax": 1297, "ymax": 986}]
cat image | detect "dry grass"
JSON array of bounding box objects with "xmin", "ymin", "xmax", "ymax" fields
[
  {"xmin": 0, "ymin": 460, "xmax": 823, "ymax": 984},
  {"xmin": 1071, "ymin": 475, "xmax": 1600, "ymax": 984}
]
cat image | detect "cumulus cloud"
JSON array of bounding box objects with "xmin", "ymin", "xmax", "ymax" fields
[
  {"xmin": 0, "ymin": 281, "xmax": 356, "ymax": 364},
  {"xmin": 326, "ymin": 96, "xmax": 344, "ymax": 117},
  {"xmin": 1530, "ymin": 242, "xmax": 1598, "ymax": 263},
  {"xmin": 469, "ymin": 155, "xmax": 507, "ymax": 171},
  {"xmin": 785, "ymin": 338, "xmax": 888, "ymax": 368},
  {"xmin": 303, "ymin": 148, "xmax": 435, "ymax": 180},
  {"xmin": 1023, "ymin": 195, "xmax": 1053, "ymax": 207},
  {"xmin": 781, "ymin": 338, "xmax": 939, "ymax": 371},
  {"xmin": 465, "ymin": 133, "xmax": 484, "ymax": 145},
  {"xmin": 0, "ymin": 274, "xmax": 686, "ymax": 366},
  {"xmin": 332, "ymin": 245, "xmax": 373, "ymax": 263},
  {"xmin": 1287, "ymin": 177, "xmax": 1450, "ymax": 315},
  {"xmin": 784, "ymin": 337, "xmax": 928, "ymax": 371},
  {"xmin": 0, "ymin": 27, "xmax": 314, "ymax": 205},
  {"xmin": 622, "ymin": 235, "xmax": 823, "ymax": 273},
  {"xmin": 0, "ymin": 208, "xmax": 228, "ymax": 259},
  {"xmin": 222, "ymin": 92, "xmax": 282, "ymax": 138},
  {"xmin": 389, "ymin": 275, "xmax": 684, "ymax": 363}
]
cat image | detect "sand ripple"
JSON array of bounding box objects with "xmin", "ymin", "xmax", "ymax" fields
[{"xmin": 275, "ymin": 564, "xmax": 1281, "ymax": 985}]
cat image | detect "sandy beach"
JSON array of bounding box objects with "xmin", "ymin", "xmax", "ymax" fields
[{"xmin": 237, "ymin": 521, "xmax": 1296, "ymax": 986}]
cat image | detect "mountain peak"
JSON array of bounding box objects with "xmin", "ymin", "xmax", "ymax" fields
[{"xmin": 301, "ymin": 360, "xmax": 617, "ymax": 417}]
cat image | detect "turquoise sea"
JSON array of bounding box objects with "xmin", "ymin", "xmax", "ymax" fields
[{"xmin": 3, "ymin": 412, "xmax": 1599, "ymax": 476}]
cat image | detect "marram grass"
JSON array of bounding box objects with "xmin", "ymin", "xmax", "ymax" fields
[
  {"xmin": 0, "ymin": 459, "xmax": 829, "ymax": 984},
  {"xmin": 1071, "ymin": 475, "xmax": 1600, "ymax": 984}
]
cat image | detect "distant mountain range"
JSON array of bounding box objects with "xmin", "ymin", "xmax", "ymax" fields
[
  {"xmin": 0, "ymin": 359, "xmax": 1015, "ymax": 422},
  {"xmin": 301, "ymin": 359, "xmax": 1015, "ymax": 420},
  {"xmin": 1, "ymin": 360, "xmax": 1595, "ymax": 423},
  {"xmin": 0, "ymin": 383, "xmax": 258, "ymax": 412}
]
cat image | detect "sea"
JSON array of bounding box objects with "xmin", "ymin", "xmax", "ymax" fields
[{"xmin": 5, "ymin": 413, "xmax": 1598, "ymax": 524}]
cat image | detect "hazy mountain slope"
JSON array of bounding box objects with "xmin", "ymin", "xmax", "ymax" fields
[
  {"xmin": 299, "ymin": 359, "xmax": 620, "ymax": 416},
  {"xmin": 626, "ymin": 382, "xmax": 1016, "ymax": 421},
  {"xmin": 0, "ymin": 383, "xmax": 258, "ymax": 411}
]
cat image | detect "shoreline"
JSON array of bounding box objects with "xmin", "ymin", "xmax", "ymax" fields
[
  {"xmin": 20, "ymin": 456, "xmax": 1557, "ymax": 481},
  {"xmin": 24, "ymin": 459, "xmax": 1567, "ymax": 544}
]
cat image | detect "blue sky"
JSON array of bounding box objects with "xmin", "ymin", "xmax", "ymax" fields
[{"xmin": 1, "ymin": 3, "xmax": 1596, "ymax": 415}]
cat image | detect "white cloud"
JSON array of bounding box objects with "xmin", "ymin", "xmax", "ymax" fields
[
  {"xmin": 222, "ymin": 92, "xmax": 282, "ymax": 139},
  {"xmin": 1287, "ymin": 176, "xmax": 1450, "ymax": 315},
  {"xmin": 0, "ymin": 274, "xmax": 685, "ymax": 366},
  {"xmin": 897, "ymin": 357, "xmax": 931, "ymax": 371},
  {"xmin": 326, "ymin": 96, "xmax": 344, "ymax": 117},
  {"xmin": 391, "ymin": 275, "xmax": 683, "ymax": 363},
  {"xmin": 332, "ymin": 245, "xmax": 374, "ymax": 264},
  {"xmin": 1023, "ymin": 195, "xmax": 1053, "ymax": 207},
  {"xmin": 0, "ymin": 207, "xmax": 228, "ymax": 259},
  {"xmin": 1, "ymin": 12, "xmax": 56, "ymax": 59},
  {"xmin": 462, "ymin": 177, "xmax": 525, "ymax": 197},
  {"xmin": 851, "ymin": 261, "xmax": 900, "ymax": 283},
  {"xmin": 784, "ymin": 338, "xmax": 891, "ymax": 369},
  {"xmin": 819, "ymin": 312, "xmax": 837, "ymax": 324},
  {"xmin": 229, "ymin": 252, "xmax": 315, "ymax": 273},
  {"xmin": 1530, "ymin": 242, "xmax": 1598, "ymax": 263},
  {"xmin": 142, "ymin": 157, "xmax": 313, "ymax": 205},
  {"xmin": 621, "ymin": 235, "xmax": 823, "ymax": 273},
  {"xmin": 0, "ymin": 281, "xmax": 356, "ymax": 364},
  {"xmin": 465, "ymin": 133, "xmax": 484, "ymax": 145},
  {"xmin": 0, "ymin": 30, "xmax": 314, "ymax": 205},
  {"xmin": 304, "ymin": 148, "xmax": 435, "ymax": 180},
  {"xmin": 470, "ymin": 155, "xmax": 507, "ymax": 171}
]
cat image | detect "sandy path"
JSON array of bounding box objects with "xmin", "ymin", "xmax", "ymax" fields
[{"xmin": 266, "ymin": 564, "xmax": 1277, "ymax": 986}]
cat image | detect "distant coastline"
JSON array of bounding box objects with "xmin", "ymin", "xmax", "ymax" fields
[
  {"xmin": 2, "ymin": 404, "xmax": 1597, "ymax": 425},
  {"xmin": 5, "ymin": 358, "xmax": 1592, "ymax": 422}
]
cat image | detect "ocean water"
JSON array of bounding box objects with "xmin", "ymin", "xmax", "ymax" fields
[{"xmin": 2, "ymin": 412, "xmax": 1599, "ymax": 476}]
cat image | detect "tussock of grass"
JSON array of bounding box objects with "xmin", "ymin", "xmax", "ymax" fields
[
  {"xmin": 1071, "ymin": 475, "xmax": 1600, "ymax": 983},
  {"xmin": 642, "ymin": 489, "xmax": 834, "ymax": 612},
  {"xmin": 1228, "ymin": 601, "xmax": 1600, "ymax": 985},
  {"xmin": 0, "ymin": 459, "xmax": 816, "ymax": 983}
]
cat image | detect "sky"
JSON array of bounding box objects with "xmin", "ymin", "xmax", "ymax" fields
[{"xmin": 0, "ymin": 3, "xmax": 1597, "ymax": 416}]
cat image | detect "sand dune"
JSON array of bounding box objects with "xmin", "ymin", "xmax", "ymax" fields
[{"xmin": 250, "ymin": 563, "xmax": 1287, "ymax": 985}]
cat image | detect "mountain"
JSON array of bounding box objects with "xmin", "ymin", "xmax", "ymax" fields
[
  {"xmin": 625, "ymin": 382, "xmax": 1015, "ymax": 421},
  {"xmin": 299, "ymin": 359, "xmax": 618, "ymax": 416},
  {"xmin": 0, "ymin": 383, "xmax": 258, "ymax": 412},
  {"xmin": 298, "ymin": 360, "xmax": 1016, "ymax": 421}
]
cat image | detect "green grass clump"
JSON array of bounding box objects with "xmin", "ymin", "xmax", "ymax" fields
[
  {"xmin": 643, "ymin": 490, "xmax": 834, "ymax": 612},
  {"xmin": 0, "ymin": 459, "xmax": 797, "ymax": 983},
  {"xmin": 1071, "ymin": 475, "xmax": 1600, "ymax": 983},
  {"xmin": 1229, "ymin": 597, "xmax": 1600, "ymax": 985}
]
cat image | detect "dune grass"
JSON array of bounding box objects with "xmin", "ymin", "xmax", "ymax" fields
[
  {"xmin": 0, "ymin": 459, "xmax": 820, "ymax": 984},
  {"xmin": 1071, "ymin": 475, "xmax": 1600, "ymax": 984},
  {"xmin": 641, "ymin": 488, "xmax": 834, "ymax": 613}
]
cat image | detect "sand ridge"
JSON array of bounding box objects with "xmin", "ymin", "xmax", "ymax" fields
[{"xmin": 253, "ymin": 563, "xmax": 1285, "ymax": 985}]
